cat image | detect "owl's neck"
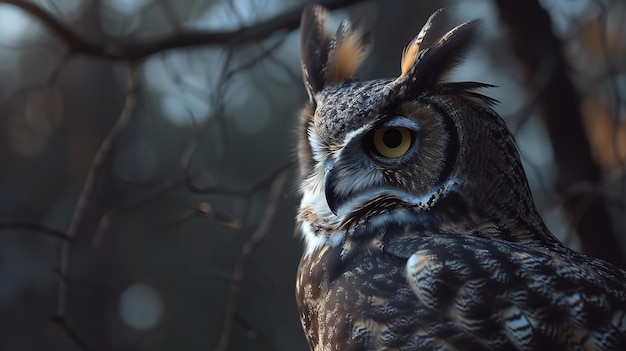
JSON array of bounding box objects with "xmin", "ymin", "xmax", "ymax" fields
[{"xmin": 297, "ymin": 187, "xmax": 345, "ymax": 256}]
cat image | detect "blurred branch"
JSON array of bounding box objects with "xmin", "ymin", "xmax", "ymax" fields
[
  {"xmin": 493, "ymin": 0, "xmax": 625, "ymax": 268},
  {"xmin": 0, "ymin": 0, "xmax": 368, "ymax": 61},
  {"xmin": 165, "ymin": 162, "xmax": 294, "ymax": 232},
  {"xmin": 224, "ymin": 36, "xmax": 287, "ymax": 80},
  {"xmin": 64, "ymin": 63, "xmax": 140, "ymax": 244},
  {"xmin": 185, "ymin": 161, "xmax": 294, "ymax": 197},
  {"xmin": 261, "ymin": 54, "xmax": 301, "ymax": 86},
  {"xmin": 214, "ymin": 167, "xmax": 292, "ymax": 351},
  {"xmin": 47, "ymin": 51, "xmax": 72, "ymax": 85},
  {"xmin": 52, "ymin": 63, "xmax": 141, "ymax": 350},
  {"xmin": 92, "ymin": 179, "xmax": 185, "ymax": 247},
  {"xmin": 49, "ymin": 315, "xmax": 90, "ymax": 351},
  {"xmin": 180, "ymin": 35, "xmax": 289, "ymax": 196},
  {"xmin": 0, "ymin": 221, "xmax": 70, "ymax": 241}
]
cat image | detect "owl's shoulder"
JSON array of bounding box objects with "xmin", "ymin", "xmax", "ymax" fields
[{"xmin": 383, "ymin": 229, "xmax": 626, "ymax": 350}]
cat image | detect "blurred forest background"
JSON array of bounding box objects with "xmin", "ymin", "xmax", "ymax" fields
[{"xmin": 0, "ymin": 0, "xmax": 624, "ymax": 350}]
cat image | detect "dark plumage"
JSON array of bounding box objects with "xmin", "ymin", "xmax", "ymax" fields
[{"xmin": 295, "ymin": 5, "xmax": 626, "ymax": 351}]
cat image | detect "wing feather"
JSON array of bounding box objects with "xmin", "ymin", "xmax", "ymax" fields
[{"xmin": 392, "ymin": 234, "xmax": 626, "ymax": 350}]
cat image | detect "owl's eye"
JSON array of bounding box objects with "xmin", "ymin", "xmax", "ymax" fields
[{"xmin": 372, "ymin": 127, "xmax": 412, "ymax": 158}]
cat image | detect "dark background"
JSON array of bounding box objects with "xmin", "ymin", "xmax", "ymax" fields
[{"xmin": 0, "ymin": 0, "xmax": 624, "ymax": 350}]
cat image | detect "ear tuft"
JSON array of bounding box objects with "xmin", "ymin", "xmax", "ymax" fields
[
  {"xmin": 396, "ymin": 8, "xmax": 481, "ymax": 96},
  {"xmin": 400, "ymin": 8, "xmax": 449, "ymax": 78},
  {"xmin": 300, "ymin": 5, "xmax": 331, "ymax": 103},
  {"xmin": 300, "ymin": 5, "xmax": 371, "ymax": 103},
  {"xmin": 325, "ymin": 20, "xmax": 371, "ymax": 86}
]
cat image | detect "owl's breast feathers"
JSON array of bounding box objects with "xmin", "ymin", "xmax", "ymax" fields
[{"xmin": 296, "ymin": 224, "xmax": 626, "ymax": 350}]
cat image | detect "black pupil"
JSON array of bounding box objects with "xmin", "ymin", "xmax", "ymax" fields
[{"xmin": 383, "ymin": 129, "xmax": 403, "ymax": 148}]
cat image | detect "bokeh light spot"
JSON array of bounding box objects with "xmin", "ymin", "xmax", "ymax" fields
[
  {"xmin": 119, "ymin": 283, "xmax": 163, "ymax": 330},
  {"xmin": 0, "ymin": 4, "xmax": 35, "ymax": 43}
]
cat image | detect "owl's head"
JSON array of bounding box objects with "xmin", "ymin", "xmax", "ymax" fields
[{"xmin": 297, "ymin": 6, "xmax": 546, "ymax": 254}]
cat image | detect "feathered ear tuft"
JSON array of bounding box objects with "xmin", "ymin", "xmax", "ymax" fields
[
  {"xmin": 396, "ymin": 8, "xmax": 481, "ymax": 96},
  {"xmin": 300, "ymin": 5, "xmax": 331, "ymax": 103},
  {"xmin": 400, "ymin": 8, "xmax": 449, "ymax": 78},
  {"xmin": 325, "ymin": 20, "xmax": 371, "ymax": 86},
  {"xmin": 300, "ymin": 5, "xmax": 371, "ymax": 104}
]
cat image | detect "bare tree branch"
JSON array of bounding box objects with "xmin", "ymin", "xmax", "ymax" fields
[
  {"xmin": 64, "ymin": 63, "xmax": 140, "ymax": 241},
  {"xmin": 214, "ymin": 167, "xmax": 292, "ymax": 351},
  {"xmin": 0, "ymin": 0, "xmax": 368, "ymax": 61},
  {"xmin": 53, "ymin": 63, "xmax": 141, "ymax": 350}
]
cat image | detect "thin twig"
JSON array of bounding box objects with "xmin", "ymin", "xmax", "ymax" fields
[
  {"xmin": 261, "ymin": 53, "xmax": 301, "ymax": 87},
  {"xmin": 186, "ymin": 161, "xmax": 294, "ymax": 196},
  {"xmin": 0, "ymin": 221, "xmax": 71, "ymax": 241},
  {"xmin": 47, "ymin": 51, "xmax": 72, "ymax": 85},
  {"xmin": 49, "ymin": 315, "xmax": 90, "ymax": 351},
  {"xmin": 214, "ymin": 167, "xmax": 291, "ymax": 351},
  {"xmin": 92, "ymin": 179, "xmax": 184, "ymax": 247},
  {"xmin": 223, "ymin": 36, "xmax": 287, "ymax": 81},
  {"xmin": 164, "ymin": 202, "xmax": 242, "ymax": 229}
]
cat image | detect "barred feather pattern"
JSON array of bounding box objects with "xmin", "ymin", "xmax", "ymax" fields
[{"xmin": 297, "ymin": 220, "xmax": 626, "ymax": 350}]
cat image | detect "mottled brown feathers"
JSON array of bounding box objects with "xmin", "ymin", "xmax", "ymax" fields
[{"xmin": 300, "ymin": 5, "xmax": 371, "ymax": 103}]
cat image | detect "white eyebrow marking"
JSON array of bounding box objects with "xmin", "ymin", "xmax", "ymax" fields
[
  {"xmin": 341, "ymin": 124, "xmax": 371, "ymax": 147},
  {"xmin": 381, "ymin": 116, "xmax": 421, "ymax": 130}
]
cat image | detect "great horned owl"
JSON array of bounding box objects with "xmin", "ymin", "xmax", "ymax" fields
[{"xmin": 294, "ymin": 5, "xmax": 626, "ymax": 351}]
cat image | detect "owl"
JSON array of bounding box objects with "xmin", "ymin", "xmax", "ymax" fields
[{"xmin": 294, "ymin": 5, "xmax": 626, "ymax": 351}]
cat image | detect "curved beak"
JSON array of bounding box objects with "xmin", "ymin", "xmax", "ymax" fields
[{"xmin": 324, "ymin": 162, "xmax": 340, "ymax": 215}]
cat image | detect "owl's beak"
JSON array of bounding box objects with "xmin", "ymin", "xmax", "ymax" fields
[{"xmin": 324, "ymin": 164, "xmax": 340, "ymax": 215}]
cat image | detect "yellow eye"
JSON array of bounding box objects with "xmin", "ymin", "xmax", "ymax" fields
[{"xmin": 372, "ymin": 127, "xmax": 412, "ymax": 158}]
